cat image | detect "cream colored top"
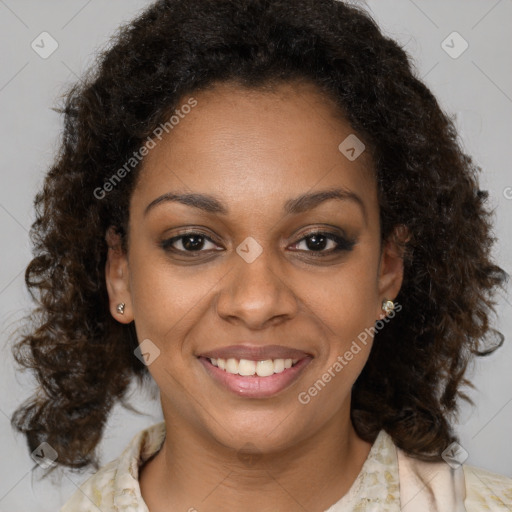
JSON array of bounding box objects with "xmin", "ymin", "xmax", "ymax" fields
[{"xmin": 60, "ymin": 422, "xmax": 512, "ymax": 511}]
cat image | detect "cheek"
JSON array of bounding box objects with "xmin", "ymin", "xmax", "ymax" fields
[
  {"xmin": 295, "ymin": 253, "xmax": 381, "ymax": 332},
  {"xmin": 292, "ymin": 250, "xmax": 380, "ymax": 396},
  {"xmin": 295, "ymin": 265, "xmax": 378, "ymax": 414},
  {"xmin": 127, "ymin": 248, "xmax": 222, "ymax": 343}
]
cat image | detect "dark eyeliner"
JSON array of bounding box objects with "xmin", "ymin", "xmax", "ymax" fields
[
  {"xmin": 292, "ymin": 231, "xmax": 357, "ymax": 256},
  {"xmin": 159, "ymin": 230, "xmax": 356, "ymax": 256}
]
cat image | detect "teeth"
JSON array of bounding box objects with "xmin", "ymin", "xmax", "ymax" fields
[
  {"xmin": 238, "ymin": 359, "xmax": 256, "ymax": 376},
  {"xmin": 209, "ymin": 357, "xmax": 300, "ymax": 376},
  {"xmin": 226, "ymin": 358, "xmax": 239, "ymax": 374},
  {"xmin": 256, "ymin": 360, "xmax": 274, "ymax": 377},
  {"xmin": 273, "ymin": 359, "xmax": 285, "ymax": 373}
]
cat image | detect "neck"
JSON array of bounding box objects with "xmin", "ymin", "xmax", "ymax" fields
[{"xmin": 140, "ymin": 404, "xmax": 372, "ymax": 512}]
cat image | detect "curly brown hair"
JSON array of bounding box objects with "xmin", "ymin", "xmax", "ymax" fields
[{"xmin": 12, "ymin": 0, "xmax": 507, "ymax": 472}]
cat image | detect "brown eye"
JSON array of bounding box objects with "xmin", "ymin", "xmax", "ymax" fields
[
  {"xmin": 161, "ymin": 232, "xmax": 220, "ymax": 253},
  {"xmin": 290, "ymin": 231, "xmax": 356, "ymax": 255}
]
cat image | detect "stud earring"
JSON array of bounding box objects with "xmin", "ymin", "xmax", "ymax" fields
[
  {"xmin": 116, "ymin": 303, "xmax": 126, "ymax": 314},
  {"xmin": 382, "ymin": 299, "xmax": 395, "ymax": 315}
]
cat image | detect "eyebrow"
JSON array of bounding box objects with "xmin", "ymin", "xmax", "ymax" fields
[{"xmin": 144, "ymin": 187, "xmax": 366, "ymax": 220}]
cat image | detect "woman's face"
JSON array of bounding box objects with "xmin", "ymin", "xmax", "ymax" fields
[{"xmin": 106, "ymin": 80, "xmax": 404, "ymax": 453}]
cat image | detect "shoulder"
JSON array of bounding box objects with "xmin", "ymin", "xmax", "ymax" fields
[
  {"xmin": 396, "ymin": 442, "xmax": 511, "ymax": 511},
  {"xmin": 60, "ymin": 421, "xmax": 166, "ymax": 512},
  {"xmin": 60, "ymin": 458, "xmax": 119, "ymax": 511},
  {"xmin": 463, "ymin": 464, "xmax": 512, "ymax": 511}
]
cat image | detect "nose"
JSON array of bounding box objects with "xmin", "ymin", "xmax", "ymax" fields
[{"xmin": 215, "ymin": 243, "xmax": 299, "ymax": 330}]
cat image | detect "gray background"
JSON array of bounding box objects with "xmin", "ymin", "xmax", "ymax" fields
[{"xmin": 0, "ymin": 0, "xmax": 511, "ymax": 510}]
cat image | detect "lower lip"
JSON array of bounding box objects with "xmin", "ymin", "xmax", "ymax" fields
[{"xmin": 198, "ymin": 357, "xmax": 312, "ymax": 398}]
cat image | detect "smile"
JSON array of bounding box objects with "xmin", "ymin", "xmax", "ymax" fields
[
  {"xmin": 198, "ymin": 356, "xmax": 312, "ymax": 398},
  {"xmin": 209, "ymin": 357, "xmax": 300, "ymax": 377}
]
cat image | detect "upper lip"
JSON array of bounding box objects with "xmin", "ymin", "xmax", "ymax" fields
[{"xmin": 198, "ymin": 344, "xmax": 312, "ymax": 361}]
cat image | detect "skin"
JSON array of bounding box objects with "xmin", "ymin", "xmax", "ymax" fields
[{"xmin": 105, "ymin": 80, "xmax": 405, "ymax": 512}]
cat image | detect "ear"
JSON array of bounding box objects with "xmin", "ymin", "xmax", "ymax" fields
[
  {"xmin": 376, "ymin": 225, "xmax": 409, "ymax": 320},
  {"xmin": 105, "ymin": 226, "xmax": 134, "ymax": 324}
]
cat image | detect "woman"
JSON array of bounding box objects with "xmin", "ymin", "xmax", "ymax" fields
[{"xmin": 11, "ymin": 0, "xmax": 511, "ymax": 510}]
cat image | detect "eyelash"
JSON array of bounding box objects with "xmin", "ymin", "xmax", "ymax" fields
[{"xmin": 160, "ymin": 229, "xmax": 356, "ymax": 257}]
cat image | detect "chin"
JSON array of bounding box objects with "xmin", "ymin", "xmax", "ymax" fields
[{"xmin": 205, "ymin": 406, "xmax": 310, "ymax": 454}]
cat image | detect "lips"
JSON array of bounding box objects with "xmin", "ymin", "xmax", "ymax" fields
[{"xmin": 197, "ymin": 344, "xmax": 313, "ymax": 398}]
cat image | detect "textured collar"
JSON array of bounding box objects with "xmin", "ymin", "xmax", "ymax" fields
[
  {"xmin": 112, "ymin": 420, "xmax": 166, "ymax": 510},
  {"xmin": 325, "ymin": 429, "xmax": 401, "ymax": 511}
]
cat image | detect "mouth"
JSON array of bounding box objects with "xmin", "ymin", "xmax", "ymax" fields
[
  {"xmin": 197, "ymin": 344, "xmax": 313, "ymax": 398},
  {"xmin": 210, "ymin": 356, "xmax": 301, "ymax": 375}
]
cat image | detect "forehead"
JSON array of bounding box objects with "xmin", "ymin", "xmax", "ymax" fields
[{"xmin": 132, "ymin": 80, "xmax": 377, "ymax": 217}]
